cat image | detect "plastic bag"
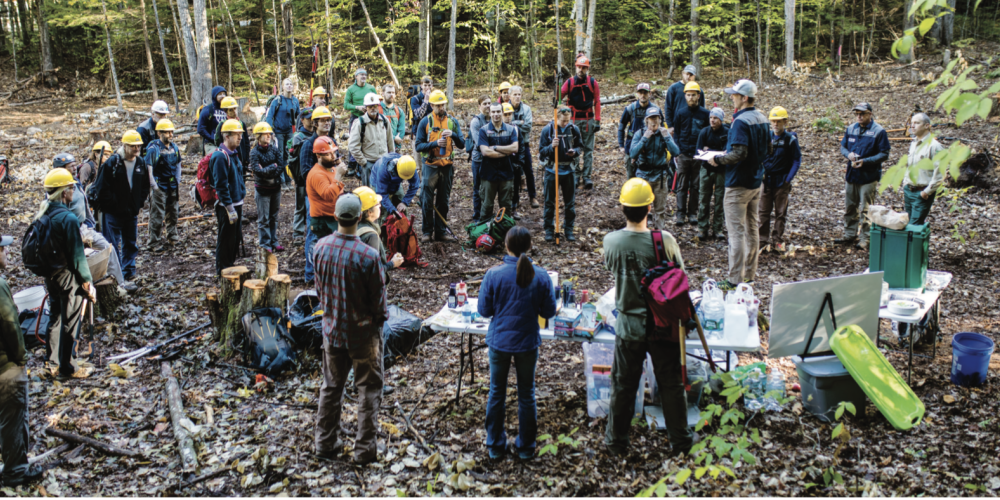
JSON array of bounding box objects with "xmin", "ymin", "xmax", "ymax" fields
[
  {"xmin": 287, "ymin": 291, "xmax": 322, "ymax": 349},
  {"xmin": 596, "ymin": 287, "xmax": 617, "ymax": 332},
  {"xmin": 383, "ymin": 305, "xmax": 437, "ymax": 369},
  {"xmin": 869, "ymin": 205, "xmax": 909, "ymax": 230}
]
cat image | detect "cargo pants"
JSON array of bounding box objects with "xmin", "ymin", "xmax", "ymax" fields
[
  {"xmin": 479, "ymin": 178, "xmax": 514, "ymax": 223},
  {"xmin": 315, "ymin": 335, "xmax": 383, "ymax": 462},
  {"xmin": 0, "ymin": 366, "xmax": 29, "ymax": 484},
  {"xmin": 148, "ymin": 187, "xmax": 180, "ymax": 247},
  {"xmin": 844, "ymin": 181, "xmax": 878, "ymax": 243}
]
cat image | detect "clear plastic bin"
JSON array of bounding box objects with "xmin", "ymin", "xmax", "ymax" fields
[{"xmin": 583, "ymin": 342, "xmax": 646, "ymax": 418}]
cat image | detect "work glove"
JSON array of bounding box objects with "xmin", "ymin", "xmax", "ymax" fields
[
  {"xmin": 642, "ymin": 129, "xmax": 655, "ymax": 139},
  {"xmin": 226, "ymin": 205, "xmax": 238, "ymax": 224},
  {"xmin": 593, "ymin": 121, "xmax": 601, "ymax": 133},
  {"xmin": 659, "ymin": 127, "xmax": 671, "ymax": 138}
]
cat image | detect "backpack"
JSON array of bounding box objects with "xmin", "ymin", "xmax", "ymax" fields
[
  {"xmin": 384, "ymin": 212, "xmax": 428, "ymax": 268},
  {"xmin": 287, "ymin": 133, "xmax": 309, "ymax": 184},
  {"xmin": 195, "ymin": 151, "xmax": 229, "ymax": 209},
  {"xmin": 21, "ymin": 206, "xmax": 69, "ymax": 278},
  {"xmin": 241, "ymin": 307, "xmax": 297, "ymax": 375},
  {"xmin": 639, "ymin": 231, "xmax": 694, "ymax": 343},
  {"xmin": 464, "ymin": 208, "xmax": 517, "ymax": 250},
  {"xmin": 287, "ymin": 291, "xmax": 323, "ymax": 349},
  {"xmin": 358, "ymin": 113, "xmax": 388, "ymax": 143},
  {"xmin": 19, "ymin": 308, "xmax": 49, "ymax": 350},
  {"xmin": 86, "ymin": 155, "xmax": 112, "ymax": 211},
  {"xmin": 567, "ymin": 75, "xmax": 597, "ymax": 116}
]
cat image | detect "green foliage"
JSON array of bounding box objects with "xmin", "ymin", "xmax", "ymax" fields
[
  {"xmin": 812, "ymin": 107, "xmax": 845, "ymax": 134},
  {"xmin": 536, "ymin": 428, "xmax": 581, "ymax": 457}
]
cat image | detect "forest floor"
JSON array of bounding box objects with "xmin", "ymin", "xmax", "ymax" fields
[{"xmin": 1, "ymin": 53, "xmax": 999, "ymax": 497}]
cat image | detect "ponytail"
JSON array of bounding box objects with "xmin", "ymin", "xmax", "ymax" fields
[{"xmin": 505, "ymin": 226, "xmax": 535, "ymax": 288}]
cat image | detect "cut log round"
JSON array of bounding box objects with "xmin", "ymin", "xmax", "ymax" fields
[
  {"xmin": 204, "ymin": 291, "xmax": 224, "ymax": 339},
  {"xmin": 224, "ymin": 279, "xmax": 266, "ymax": 358},
  {"xmin": 264, "ymin": 274, "xmax": 291, "ymax": 310},
  {"xmin": 255, "ymin": 246, "xmax": 278, "ymax": 280},
  {"xmin": 94, "ymin": 277, "xmax": 124, "ymax": 319},
  {"xmin": 220, "ymin": 266, "xmax": 250, "ymax": 309}
]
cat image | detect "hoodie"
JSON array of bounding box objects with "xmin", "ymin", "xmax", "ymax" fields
[{"xmin": 198, "ymin": 86, "xmax": 228, "ymax": 144}]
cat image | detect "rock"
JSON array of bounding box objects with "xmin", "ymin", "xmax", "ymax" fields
[{"xmin": 26, "ymin": 127, "xmax": 42, "ymax": 135}]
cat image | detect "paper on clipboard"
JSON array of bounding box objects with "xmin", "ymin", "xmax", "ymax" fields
[{"xmin": 694, "ymin": 150, "xmax": 725, "ymax": 161}]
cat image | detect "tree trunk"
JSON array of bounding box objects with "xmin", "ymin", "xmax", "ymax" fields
[
  {"xmin": 36, "ymin": 0, "xmax": 55, "ymax": 87},
  {"xmin": 940, "ymin": 0, "xmax": 955, "ymax": 46},
  {"xmin": 358, "ymin": 0, "xmax": 399, "ymax": 90},
  {"xmin": 785, "ymin": 0, "xmax": 795, "ymax": 67},
  {"xmin": 139, "ymin": 0, "xmax": 159, "ymax": 100},
  {"xmin": 270, "ymin": 0, "xmax": 281, "ymax": 83},
  {"xmin": 797, "ymin": 0, "xmax": 803, "ymax": 57},
  {"xmin": 323, "ymin": 0, "xmax": 332, "ymax": 97},
  {"xmin": 584, "ymin": 0, "xmax": 596, "ymax": 57},
  {"xmin": 258, "ymin": 0, "xmax": 264, "ymax": 53},
  {"xmin": 574, "ymin": 0, "xmax": 584, "ymax": 55},
  {"xmin": 264, "ymin": 274, "xmax": 291, "ymax": 309},
  {"xmin": 837, "ymin": 0, "xmax": 844, "ymax": 72},
  {"xmin": 151, "ymin": 0, "xmax": 179, "ymax": 110},
  {"xmin": 16, "ymin": 0, "xmax": 27, "ymax": 46},
  {"xmin": 175, "ymin": 0, "xmax": 201, "ymax": 108},
  {"xmin": 901, "ymin": 0, "xmax": 915, "ymax": 62},
  {"xmin": 281, "ymin": 1, "xmax": 295, "ymax": 76},
  {"xmin": 0, "ymin": 1, "xmax": 8, "ymax": 57},
  {"xmin": 446, "ymin": 0, "xmax": 456, "ymax": 109},
  {"xmin": 691, "ymin": 0, "xmax": 700, "ymax": 77},
  {"xmin": 223, "ymin": 10, "xmax": 232, "ymax": 91},
  {"xmin": 529, "ymin": 0, "xmax": 537, "ymax": 93},
  {"xmin": 814, "ymin": 4, "xmax": 819, "ymax": 62},
  {"xmin": 555, "ymin": 0, "xmax": 562, "ymax": 73},
  {"xmin": 667, "ymin": 0, "xmax": 676, "ymax": 78},
  {"xmin": 192, "ymin": 0, "xmax": 213, "ymax": 105},
  {"xmin": 417, "ymin": 0, "xmax": 427, "ymax": 74},
  {"xmin": 99, "ymin": 0, "xmax": 122, "ymax": 111},
  {"xmin": 734, "ymin": 2, "xmax": 744, "ymax": 66},
  {"xmin": 167, "ymin": 0, "xmax": 189, "ymax": 101},
  {"xmin": 765, "ymin": 0, "xmax": 771, "ymax": 71},
  {"xmin": 220, "ymin": 0, "xmax": 260, "ymax": 104},
  {"xmin": 754, "ymin": 0, "xmax": 761, "ymax": 83}
]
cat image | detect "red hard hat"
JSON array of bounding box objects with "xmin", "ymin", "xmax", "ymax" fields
[
  {"xmin": 312, "ymin": 136, "xmax": 338, "ymax": 155},
  {"xmin": 575, "ymin": 55, "xmax": 590, "ymax": 67},
  {"xmin": 475, "ymin": 234, "xmax": 497, "ymax": 253}
]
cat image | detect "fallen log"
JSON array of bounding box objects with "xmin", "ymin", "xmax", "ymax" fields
[
  {"xmin": 137, "ymin": 214, "xmax": 206, "ymax": 227},
  {"xmin": 162, "ymin": 362, "xmax": 199, "ymax": 474},
  {"xmin": 28, "ymin": 443, "xmax": 70, "ymax": 465},
  {"xmin": 44, "ymin": 427, "xmax": 139, "ymax": 457}
]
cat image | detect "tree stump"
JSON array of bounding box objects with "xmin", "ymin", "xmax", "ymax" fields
[
  {"xmin": 204, "ymin": 291, "xmax": 224, "ymax": 334},
  {"xmin": 255, "ymin": 247, "xmax": 278, "ymax": 281},
  {"xmin": 218, "ymin": 266, "xmax": 251, "ymax": 353},
  {"xmin": 184, "ymin": 135, "xmax": 203, "ymax": 156},
  {"xmin": 93, "ymin": 276, "xmax": 123, "ymax": 319},
  {"xmin": 264, "ymin": 274, "xmax": 291, "ymax": 310}
]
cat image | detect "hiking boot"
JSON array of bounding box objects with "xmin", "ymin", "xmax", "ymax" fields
[
  {"xmin": 544, "ymin": 232, "xmax": 554, "ymax": 242},
  {"xmin": 689, "ymin": 215, "xmax": 698, "ymax": 225},
  {"xmin": 488, "ymin": 447, "xmax": 506, "ymax": 460},
  {"xmin": 697, "ymin": 230, "xmax": 709, "ymax": 240},
  {"xmin": 530, "ymin": 198, "xmax": 539, "ymax": 208},
  {"xmin": 856, "ymin": 239, "xmax": 869, "ymax": 250},
  {"xmin": 123, "ymin": 282, "xmax": 139, "ymax": 293},
  {"xmin": 2, "ymin": 465, "xmax": 44, "ymax": 487},
  {"xmin": 674, "ymin": 214, "xmax": 686, "ymax": 226},
  {"xmin": 510, "ymin": 210, "xmax": 522, "ymax": 221},
  {"xmin": 717, "ymin": 280, "xmax": 738, "ymax": 292},
  {"xmin": 565, "ymin": 231, "xmax": 576, "ymax": 242},
  {"xmin": 420, "ymin": 234, "xmax": 433, "ymax": 243},
  {"xmin": 833, "ymin": 236, "xmax": 857, "ymax": 245},
  {"xmin": 438, "ymin": 233, "xmax": 457, "ymax": 242},
  {"xmin": 671, "ymin": 432, "xmax": 702, "ymax": 457}
]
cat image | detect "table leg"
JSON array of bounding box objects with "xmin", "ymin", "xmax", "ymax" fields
[
  {"xmin": 908, "ymin": 329, "xmax": 914, "ymax": 385},
  {"xmin": 468, "ymin": 333, "xmax": 475, "ymax": 388},
  {"xmin": 456, "ymin": 331, "xmax": 465, "ymax": 405}
]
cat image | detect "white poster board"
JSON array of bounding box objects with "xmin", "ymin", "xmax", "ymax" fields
[{"xmin": 768, "ymin": 272, "xmax": 883, "ymax": 359}]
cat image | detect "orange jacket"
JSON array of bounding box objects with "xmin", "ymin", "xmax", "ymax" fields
[{"xmin": 306, "ymin": 164, "xmax": 344, "ymax": 217}]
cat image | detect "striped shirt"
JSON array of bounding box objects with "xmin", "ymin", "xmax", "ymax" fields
[{"xmin": 313, "ymin": 232, "xmax": 388, "ymax": 349}]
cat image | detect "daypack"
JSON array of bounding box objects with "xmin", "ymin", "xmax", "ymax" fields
[
  {"xmin": 358, "ymin": 113, "xmax": 389, "ymax": 144},
  {"xmin": 566, "ymin": 75, "xmax": 597, "ymax": 117},
  {"xmin": 21, "ymin": 206, "xmax": 69, "ymax": 278},
  {"xmin": 241, "ymin": 307, "xmax": 297, "ymax": 375},
  {"xmin": 18, "ymin": 308, "xmax": 49, "ymax": 350},
  {"xmin": 639, "ymin": 231, "xmax": 693, "ymax": 342},
  {"xmin": 464, "ymin": 208, "xmax": 517, "ymax": 250},
  {"xmin": 287, "ymin": 133, "xmax": 310, "ymax": 184},
  {"xmin": 287, "ymin": 291, "xmax": 322, "ymax": 349},
  {"xmin": 195, "ymin": 152, "xmax": 226, "ymax": 208},
  {"xmin": 86, "ymin": 156, "xmax": 112, "ymax": 212},
  {"xmin": 384, "ymin": 212, "xmax": 428, "ymax": 268}
]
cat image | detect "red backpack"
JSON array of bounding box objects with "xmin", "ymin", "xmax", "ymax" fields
[
  {"xmin": 195, "ymin": 152, "xmax": 231, "ymax": 209},
  {"xmin": 640, "ymin": 231, "xmax": 693, "ymax": 342},
  {"xmin": 384, "ymin": 213, "xmax": 429, "ymax": 268}
]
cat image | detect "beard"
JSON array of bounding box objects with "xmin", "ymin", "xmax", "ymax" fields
[{"xmin": 320, "ymin": 158, "xmax": 337, "ymax": 169}]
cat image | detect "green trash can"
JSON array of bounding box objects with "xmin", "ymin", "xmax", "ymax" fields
[{"xmin": 869, "ymin": 223, "xmax": 929, "ymax": 290}]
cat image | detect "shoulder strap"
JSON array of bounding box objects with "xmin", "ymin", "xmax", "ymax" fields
[
  {"xmin": 650, "ymin": 231, "xmax": 667, "ymax": 265},
  {"xmin": 357, "ymin": 226, "xmax": 378, "ymax": 238}
]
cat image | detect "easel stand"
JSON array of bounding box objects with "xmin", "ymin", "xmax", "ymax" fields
[{"xmin": 801, "ymin": 292, "xmax": 837, "ymax": 358}]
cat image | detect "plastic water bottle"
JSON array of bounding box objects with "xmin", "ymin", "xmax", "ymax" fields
[
  {"xmin": 764, "ymin": 371, "xmax": 786, "ymax": 412},
  {"xmin": 743, "ymin": 369, "xmax": 765, "ymax": 411}
]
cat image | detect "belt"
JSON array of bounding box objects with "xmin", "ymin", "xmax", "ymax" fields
[{"xmin": 905, "ymin": 184, "xmax": 927, "ymax": 192}]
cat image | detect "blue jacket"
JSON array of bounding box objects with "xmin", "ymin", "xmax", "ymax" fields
[
  {"xmin": 840, "ymin": 121, "xmax": 890, "ymax": 185},
  {"xmin": 144, "ymin": 139, "xmax": 182, "ymax": 190},
  {"xmin": 762, "ymin": 131, "xmax": 802, "ymax": 188},
  {"xmin": 725, "ymin": 107, "xmax": 770, "ymax": 189},
  {"xmin": 477, "ymin": 122, "xmax": 518, "ymax": 182},
  {"xmin": 617, "ymin": 101, "xmax": 662, "ymax": 149},
  {"xmin": 198, "ymin": 86, "xmax": 228, "ymax": 144},
  {"xmin": 478, "ymin": 255, "xmax": 557, "ymax": 353},
  {"xmin": 210, "ymin": 145, "xmax": 245, "ymax": 207},
  {"xmin": 538, "ymin": 121, "xmax": 582, "ymax": 175},
  {"xmin": 663, "ymin": 81, "xmax": 705, "ymax": 128},
  {"xmin": 629, "ymin": 129, "xmax": 681, "ymax": 183},
  {"xmin": 299, "ymin": 131, "xmax": 338, "ymax": 184},
  {"xmin": 265, "ymin": 95, "xmax": 301, "ymax": 135},
  {"xmin": 465, "ymin": 113, "xmax": 488, "ymax": 161},
  {"xmin": 696, "ymin": 124, "xmax": 730, "ymax": 174},
  {"xmin": 136, "ymin": 118, "xmax": 157, "ymax": 156},
  {"xmin": 672, "ymin": 104, "xmax": 710, "ymax": 157},
  {"xmin": 370, "ymin": 153, "xmax": 421, "ymax": 214}
]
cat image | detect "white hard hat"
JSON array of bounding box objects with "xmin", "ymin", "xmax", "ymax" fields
[
  {"xmin": 363, "ymin": 93, "xmax": 382, "ymax": 106},
  {"xmin": 151, "ymin": 100, "xmax": 170, "ymax": 115}
]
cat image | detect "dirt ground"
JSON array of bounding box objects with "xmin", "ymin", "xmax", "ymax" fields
[{"xmin": 1, "ymin": 54, "xmax": 999, "ymax": 497}]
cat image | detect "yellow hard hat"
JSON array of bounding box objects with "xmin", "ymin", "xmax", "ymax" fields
[
  {"xmin": 92, "ymin": 140, "xmax": 112, "ymax": 152},
  {"xmin": 155, "ymin": 119, "xmax": 175, "ymax": 131},
  {"xmin": 619, "ymin": 178, "xmax": 655, "ymax": 207},
  {"xmin": 311, "ymin": 106, "xmax": 333, "ymax": 120},
  {"xmin": 396, "ymin": 155, "xmax": 416, "ymax": 180},
  {"xmin": 684, "ymin": 81, "xmax": 702, "ymax": 93},
  {"xmin": 221, "ymin": 96, "xmax": 239, "ymax": 109},
  {"xmin": 353, "ymin": 186, "xmax": 383, "ymax": 212},
  {"xmin": 221, "ymin": 119, "xmax": 244, "ymax": 133},
  {"xmin": 253, "ymin": 122, "xmax": 274, "ymax": 135},
  {"xmin": 769, "ymin": 106, "xmax": 790, "ymax": 120},
  {"xmin": 428, "ymin": 90, "xmax": 448, "ymax": 105},
  {"xmin": 121, "ymin": 130, "xmax": 144, "ymax": 145},
  {"xmin": 502, "ymin": 103, "xmax": 514, "ymax": 114},
  {"xmin": 499, "ymin": 81, "xmax": 512, "ymax": 91},
  {"xmin": 44, "ymin": 168, "xmax": 76, "ymax": 189},
  {"xmin": 313, "ymin": 86, "xmax": 328, "ymax": 96}
]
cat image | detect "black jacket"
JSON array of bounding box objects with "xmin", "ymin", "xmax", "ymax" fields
[{"xmin": 97, "ymin": 153, "xmax": 151, "ymax": 218}]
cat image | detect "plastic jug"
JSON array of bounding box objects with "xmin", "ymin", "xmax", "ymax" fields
[
  {"xmin": 724, "ymin": 292, "xmax": 748, "ymax": 339},
  {"xmin": 736, "ymin": 283, "xmax": 759, "ymax": 330},
  {"xmin": 700, "ymin": 280, "xmax": 725, "ymax": 340}
]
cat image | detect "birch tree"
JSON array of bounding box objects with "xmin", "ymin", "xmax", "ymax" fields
[
  {"xmin": 446, "ymin": 0, "xmax": 456, "ymax": 109},
  {"xmin": 690, "ymin": 0, "xmax": 700, "ymax": 76},
  {"xmin": 192, "ymin": 0, "xmax": 213, "ymax": 105},
  {"xmin": 785, "ymin": 0, "xmax": 795, "ymax": 67},
  {"xmin": 584, "ymin": 0, "xmax": 596, "ymax": 56},
  {"xmin": 139, "ymin": 0, "xmax": 159, "ymax": 99}
]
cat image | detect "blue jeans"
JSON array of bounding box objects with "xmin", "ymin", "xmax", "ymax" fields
[
  {"xmin": 101, "ymin": 211, "xmax": 138, "ymax": 280},
  {"xmin": 420, "ymin": 164, "xmax": 454, "ymax": 237},
  {"xmin": 485, "ymin": 347, "xmax": 539, "ymax": 455},
  {"xmin": 471, "ymin": 161, "xmax": 483, "ymax": 222},
  {"xmin": 274, "ymin": 132, "xmax": 292, "ymax": 185},
  {"xmin": 305, "ymin": 198, "xmax": 316, "ymax": 283},
  {"xmin": 256, "ymin": 189, "xmax": 281, "ymax": 250}
]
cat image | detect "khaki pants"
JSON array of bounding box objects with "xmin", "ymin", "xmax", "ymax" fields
[
  {"xmin": 759, "ymin": 182, "xmax": 792, "ymax": 246},
  {"xmin": 724, "ymin": 186, "xmax": 761, "ymax": 283},
  {"xmin": 148, "ymin": 188, "xmax": 179, "ymax": 246},
  {"xmin": 844, "ymin": 181, "xmax": 878, "ymax": 242},
  {"xmin": 314, "ymin": 335, "xmax": 383, "ymax": 462},
  {"xmin": 648, "ymin": 175, "xmax": 670, "ymax": 230}
]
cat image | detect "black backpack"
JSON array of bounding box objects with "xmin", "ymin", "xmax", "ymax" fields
[
  {"xmin": 21, "ymin": 206, "xmax": 69, "ymax": 278},
  {"xmin": 241, "ymin": 307, "xmax": 297, "ymax": 375}
]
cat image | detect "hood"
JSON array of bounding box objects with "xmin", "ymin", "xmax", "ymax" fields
[{"xmin": 211, "ymin": 86, "xmax": 227, "ymax": 109}]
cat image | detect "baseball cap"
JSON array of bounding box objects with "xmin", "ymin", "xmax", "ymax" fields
[
  {"xmin": 0, "ymin": 235, "xmax": 12, "ymax": 247},
  {"xmin": 335, "ymin": 193, "xmax": 363, "ymax": 221},
  {"xmin": 645, "ymin": 106, "xmax": 662, "ymax": 119},
  {"xmin": 557, "ymin": 106, "xmax": 573, "ymax": 114},
  {"xmin": 636, "ymin": 83, "xmax": 651, "ymax": 92},
  {"xmin": 853, "ymin": 102, "xmax": 873, "ymax": 113},
  {"xmin": 683, "ymin": 65, "xmax": 698, "ymax": 77},
  {"xmin": 710, "ymin": 107, "xmax": 725, "ymax": 121},
  {"xmin": 724, "ymin": 79, "xmax": 757, "ymax": 98}
]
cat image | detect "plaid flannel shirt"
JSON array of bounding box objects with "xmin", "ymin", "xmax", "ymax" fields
[{"xmin": 313, "ymin": 233, "xmax": 388, "ymax": 349}]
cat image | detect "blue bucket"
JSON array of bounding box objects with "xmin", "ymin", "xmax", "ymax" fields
[{"xmin": 951, "ymin": 332, "xmax": 995, "ymax": 387}]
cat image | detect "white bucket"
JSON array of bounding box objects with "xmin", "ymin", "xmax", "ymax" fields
[{"xmin": 13, "ymin": 285, "xmax": 46, "ymax": 312}]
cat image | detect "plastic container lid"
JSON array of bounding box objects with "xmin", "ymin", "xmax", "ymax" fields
[{"xmin": 791, "ymin": 355, "xmax": 849, "ymax": 378}]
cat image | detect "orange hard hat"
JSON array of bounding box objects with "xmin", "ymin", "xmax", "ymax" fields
[
  {"xmin": 312, "ymin": 136, "xmax": 339, "ymax": 155},
  {"xmin": 575, "ymin": 55, "xmax": 590, "ymax": 67}
]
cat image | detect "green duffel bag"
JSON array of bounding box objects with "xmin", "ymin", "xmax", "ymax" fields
[{"xmin": 464, "ymin": 208, "xmax": 517, "ymax": 247}]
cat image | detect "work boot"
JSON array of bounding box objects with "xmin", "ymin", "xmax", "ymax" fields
[
  {"xmin": 833, "ymin": 236, "xmax": 857, "ymax": 245},
  {"xmin": 544, "ymin": 232, "xmax": 554, "ymax": 242},
  {"xmin": 565, "ymin": 230, "xmax": 576, "ymax": 242},
  {"xmin": 697, "ymin": 230, "xmax": 709, "ymax": 240},
  {"xmin": 530, "ymin": 198, "xmax": 539, "ymax": 208},
  {"xmin": 2, "ymin": 465, "xmax": 44, "ymax": 487},
  {"xmin": 584, "ymin": 180, "xmax": 594, "ymax": 190},
  {"xmin": 420, "ymin": 234, "xmax": 433, "ymax": 243},
  {"xmin": 510, "ymin": 210, "xmax": 522, "ymax": 221},
  {"xmin": 675, "ymin": 213, "xmax": 686, "ymax": 226},
  {"xmin": 123, "ymin": 282, "xmax": 139, "ymax": 293},
  {"xmin": 671, "ymin": 432, "xmax": 702, "ymax": 457},
  {"xmin": 688, "ymin": 215, "xmax": 698, "ymax": 225}
]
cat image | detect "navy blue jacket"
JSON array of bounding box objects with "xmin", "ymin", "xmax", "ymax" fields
[
  {"xmin": 265, "ymin": 95, "xmax": 301, "ymax": 135},
  {"xmin": 409, "ymin": 92, "xmax": 431, "ymax": 136},
  {"xmin": 478, "ymin": 255, "xmax": 557, "ymax": 353},
  {"xmin": 249, "ymin": 143, "xmax": 283, "ymax": 193},
  {"xmin": 538, "ymin": 121, "xmax": 582, "ymax": 175},
  {"xmin": 477, "ymin": 122, "xmax": 519, "ymax": 182},
  {"xmin": 210, "ymin": 146, "xmax": 245, "ymax": 207},
  {"xmin": 672, "ymin": 104, "xmax": 710, "ymax": 157},
  {"xmin": 663, "ymin": 81, "xmax": 705, "ymax": 128},
  {"xmin": 617, "ymin": 101, "xmax": 661, "ymax": 149},
  {"xmin": 696, "ymin": 124, "xmax": 730, "ymax": 174},
  {"xmin": 299, "ymin": 131, "xmax": 338, "ymax": 184},
  {"xmin": 840, "ymin": 121, "xmax": 891, "ymax": 185},
  {"xmin": 136, "ymin": 118, "xmax": 157, "ymax": 156},
  {"xmin": 144, "ymin": 139, "xmax": 182, "ymax": 191},
  {"xmin": 725, "ymin": 107, "xmax": 771, "ymax": 189},
  {"xmin": 369, "ymin": 153, "xmax": 420, "ymax": 214},
  {"xmin": 198, "ymin": 86, "xmax": 228, "ymax": 144},
  {"xmin": 762, "ymin": 131, "xmax": 802, "ymax": 188}
]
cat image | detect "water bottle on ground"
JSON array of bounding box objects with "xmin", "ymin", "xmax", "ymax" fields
[
  {"xmin": 764, "ymin": 371, "xmax": 786, "ymax": 412},
  {"xmin": 743, "ymin": 368, "xmax": 766, "ymax": 411}
]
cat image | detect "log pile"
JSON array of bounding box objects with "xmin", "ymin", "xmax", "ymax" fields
[{"xmin": 204, "ymin": 259, "xmax": 290, "ymax": 359}]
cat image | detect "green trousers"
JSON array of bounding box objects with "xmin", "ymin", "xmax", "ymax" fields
[
  {"xmin": 698, "ymin": 168, "xmax": 726, "ymax": 234},
  {"xmin": 902, "ymin": 187, "xmax": 934, "ymax": 225}
]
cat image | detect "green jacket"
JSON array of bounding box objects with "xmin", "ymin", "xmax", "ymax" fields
[
  {"xmin": 48, "ymin": 202, "xmax": 93, "ymax": 286},
  {"xmin": 344, "ymin": 83, "xmax": 378, "ymax": 118},
  {"xmin": 602, "ymin": 229, "xmax": 683, "ymax": 342},
  {"xmin": 0, "ymin": 276, "xmax": 25, "ymax": 376}
]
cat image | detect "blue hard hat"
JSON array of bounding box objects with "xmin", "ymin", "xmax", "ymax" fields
[{"xmin": 52, "ymin": 153, "xmax": 76, "ymax": 169}]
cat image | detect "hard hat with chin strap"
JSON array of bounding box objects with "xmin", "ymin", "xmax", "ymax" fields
[{"xmin": 619, "ymin": 178, "xmax": 655, "ymax": 207}]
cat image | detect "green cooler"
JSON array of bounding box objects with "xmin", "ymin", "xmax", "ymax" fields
[{"xmin": 869, "ymin": 223, "xmax": 929, "ymax": 290}]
